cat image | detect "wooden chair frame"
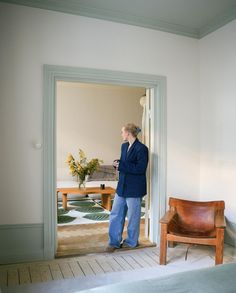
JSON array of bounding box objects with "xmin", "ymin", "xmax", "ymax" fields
[{"xmin": 159, "ymin": 197, "xmax": 226, "ymax": 265}]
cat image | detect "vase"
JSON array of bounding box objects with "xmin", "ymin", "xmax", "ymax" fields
[
  {"xmin": 78, "ymin": 175, "xmax": 89, "ymax": 189},
  {"xmin": 78, "ymin": 179, "xmax": 86, "ymax": 189}
]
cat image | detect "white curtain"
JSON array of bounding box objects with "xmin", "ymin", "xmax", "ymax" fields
[{"xmin": 140, "ymin": 95, "xmax": 148, "ymax": 145}]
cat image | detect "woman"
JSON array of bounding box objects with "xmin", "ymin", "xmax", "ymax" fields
[{"xmin": 106, "ymin": 123, "xmax": 149, "ymax": 252}]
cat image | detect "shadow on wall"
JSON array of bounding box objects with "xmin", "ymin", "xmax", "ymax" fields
[{"xmin": 225, "ymin": 218, "xmax": 236, "ymax": 247}]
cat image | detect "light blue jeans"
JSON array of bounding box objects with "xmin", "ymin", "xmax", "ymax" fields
[{"xmin": 108, "ymin": 194, "xmax": 142, "ymax": 248}]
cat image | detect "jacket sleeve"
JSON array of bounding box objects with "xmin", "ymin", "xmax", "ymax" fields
[{"xmin": 118, "ymin": 146, "xmax": 148, "ymax": 175}]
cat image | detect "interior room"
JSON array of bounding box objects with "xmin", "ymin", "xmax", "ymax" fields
[
  {"xmin": 0, "ymin": 0, "xmax": 236, "ymax": 292},
  {"xmin": 56, "ymin": 81, "xmax": 153, "ymax": 256}
]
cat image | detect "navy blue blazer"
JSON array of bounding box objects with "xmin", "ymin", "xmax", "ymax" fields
[{"xmin": 116, "ymin": 139, "xmax": 148, "ymax": 198}]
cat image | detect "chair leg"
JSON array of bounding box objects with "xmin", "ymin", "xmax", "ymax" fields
[
  {"xmin": 160, "ymin": 223, "xmax": 167, "ymax": 265},
  {"xmin": 168, "ymin": 241, "xmax": 176, "ymax": 248},
  {"xmin": 215, "ymin": 228, "xmax": 224, "ymax": 265}
]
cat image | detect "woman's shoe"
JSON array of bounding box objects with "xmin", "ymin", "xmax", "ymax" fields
[
  {"xmin": 121, "ymin": 242, "xmax": 139, "ymax": 249},
  {"xmin": 105, "ymin": 245, "xmax": 117, "ymax": 253}
]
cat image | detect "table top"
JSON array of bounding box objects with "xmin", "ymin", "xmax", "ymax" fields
[{"xmin": 56, "ymin": 186, "xmax": 116, "ymax": 195}]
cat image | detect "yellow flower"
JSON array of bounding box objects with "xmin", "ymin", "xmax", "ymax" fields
[
  {"xmin": 66, "ymin": 153, "xmax": 74, "ymax": 163},
  {"xmin": 69, "ymin": 165, "xmax": 75, "ymax": 171},
  {"xmin": 66, "ymin": 149, "xmax": 102, "ymax": 179},
  {"xmin": 79, "ymin": 149, "xmax": 86, "ymax": 160}
]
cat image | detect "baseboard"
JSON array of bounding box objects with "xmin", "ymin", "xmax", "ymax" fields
[
  {"xmin": 225, "ymin": 219, "xmax": 236, "ymax": 247},
  {"xmin": 0, "ymin": 223, "xmax": 44, "ymax": 264}
]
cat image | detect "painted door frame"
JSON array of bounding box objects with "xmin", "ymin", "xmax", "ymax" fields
[{"xmin": 43, "ymin": 65, "xmax": 167, "ymax": 259}]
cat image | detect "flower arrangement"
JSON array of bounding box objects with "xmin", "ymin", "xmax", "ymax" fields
[{"xmin": 66, "ymin": 149, "xmax": 103, "ymax": 188}]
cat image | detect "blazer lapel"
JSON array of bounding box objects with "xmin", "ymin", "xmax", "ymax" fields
[
  {"xmin": 126, "ymin": 139, "xmax": 138, "ymax": 159},
  {"xmin": 123, "ymin": 142, "xmax": 129, "ymax": 159}
]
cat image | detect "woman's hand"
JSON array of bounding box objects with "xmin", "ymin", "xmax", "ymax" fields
[{"xmin": 113, "ymin": 159, "xmax": 120, "ymax": 169}]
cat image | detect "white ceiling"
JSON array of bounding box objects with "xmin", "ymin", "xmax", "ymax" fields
[{"xmin": 1, "ymin": 0, "xmax": 236, "ymax": 38}]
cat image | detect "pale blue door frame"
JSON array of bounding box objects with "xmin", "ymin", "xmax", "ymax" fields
[{"xmin": 43, "ymin": 65, "xmax": 167, "ymax": 259}]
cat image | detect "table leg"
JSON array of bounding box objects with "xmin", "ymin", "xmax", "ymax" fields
[
  {"xmin": 62, "ymin": 193, "xmax": 68, "ymax": 210},
  {"xmin": 101, "ymin": 194, "xmax": 111, "ymax": 211}
]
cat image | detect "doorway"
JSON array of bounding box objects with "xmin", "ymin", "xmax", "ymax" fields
[
  {"xmin": 56, "ymin": 81, "xmax": 153, "ymax": 256},
  {"xmin": 43, "ymin": 65, "xmax": 167, "ymax": 260}
]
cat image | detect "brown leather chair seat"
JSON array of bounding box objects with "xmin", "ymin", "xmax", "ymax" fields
[{"xmin": 169, "ymin": 226, "xmax": 216, "ymax": 238}]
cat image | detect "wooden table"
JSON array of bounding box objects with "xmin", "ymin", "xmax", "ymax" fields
[{"xmin": 56, "ymin": 187, "xmax": 116, "ymax": 211}]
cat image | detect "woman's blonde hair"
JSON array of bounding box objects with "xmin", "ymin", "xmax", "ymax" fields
[{"xmin": 124, "ymin": 123, "xmax": 141, "ymax": 138}]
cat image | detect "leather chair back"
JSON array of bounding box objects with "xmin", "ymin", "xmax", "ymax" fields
[{"xmin": 169, "ymin": 197, "xmax": 225, "ymax": 234}]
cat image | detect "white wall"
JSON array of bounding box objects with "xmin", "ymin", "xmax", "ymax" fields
[
  {"xmin": 57, "ymin": 82, "xmax": 144, "ymax": 180},
  {"xmin": 199, "ymin": 20, "xmax": 236, "ymax": 223},
  {"xmin": 0, "ymin": 2, "xmax": 200, "ymax": 224}
]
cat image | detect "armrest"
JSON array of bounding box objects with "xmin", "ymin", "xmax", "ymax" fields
[
  {"xmin": 215, "ymin": 213, "xmax": 226, "ymax": 228},
  {"xmin": 160, "ymin": 210, "xmax": 176, "ymax": 224}
]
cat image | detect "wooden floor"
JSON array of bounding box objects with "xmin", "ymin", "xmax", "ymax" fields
[
  {"xmin": 0, "ymin": 220, "xmax": 155, "ymax": 287},
  {"xmin": 0, "ymin": 247, "xmax": 159, "ymax": 287},
  {"xmin": 56, "ymin": 219, "xmax": 153, "ymax": 257},
  {"xmin": 1, "ymin": 245, "xmax": 236, "ymax": 287}
]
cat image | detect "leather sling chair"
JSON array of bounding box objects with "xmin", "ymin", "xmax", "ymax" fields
[{"xmin": 159, "ymin": 197, "xmax": 226, "ymax": 265}]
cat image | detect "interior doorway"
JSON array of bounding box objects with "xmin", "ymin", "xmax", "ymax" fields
[
  {"xmin": 55, "ymin": 81, "xmax": 154, "ymax": 256},
  {"xmin": 43, "ymin": 65, "xmax": 167, "ymax": 260}
]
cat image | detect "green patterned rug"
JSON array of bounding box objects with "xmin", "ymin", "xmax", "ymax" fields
[
  {"xmin": 57, "ymin": 208, "xmax": 68, "ymax": 216},
  {"xmin": 75, "ymin": 206, "xmax": 104, "ymax": 213},
  {"xmin": 83, "ymin": 213, "xmax": 110, "ymax": 221},
  {"xmin": 70, "ymin": 201, "xmax": 95, "ymax": 207},
  {"xmin": 57, "ymin": 198, "xmax": 145, "ymax": 224},
  {"xmin": 57, "ymin": 199, "xmax": 107, "ymax": 224},
  {"xmin": 58, "ymin": 215, "xmax": 76, "ymax": 224}
]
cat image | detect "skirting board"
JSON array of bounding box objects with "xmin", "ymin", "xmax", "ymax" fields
[
  {"xmin": 0, "ymin": 223, "xmax": 44, "ymax": 264},
  {"xmin": 225, "ymin": 219, "xmax": 236, "ymax": 248}
]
